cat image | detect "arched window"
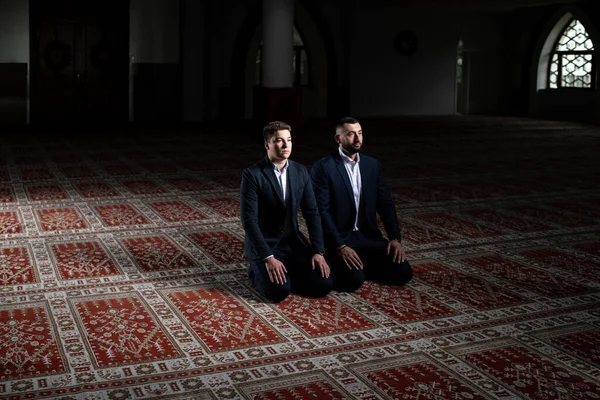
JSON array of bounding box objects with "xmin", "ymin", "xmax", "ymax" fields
[
  {"xmin": 549, "ymin": 18, "xmax": 595, "ymax": 88},
  {"xmin": 255, "ymin": 27, "xmax": 308, "ymax": 86}
]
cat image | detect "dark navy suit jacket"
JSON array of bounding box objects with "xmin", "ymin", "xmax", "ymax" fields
[
  {"xmin": 240, "ymin": 157, "xmax": 325, "ymax": 261},
  {"xmin": 310, "ymin": 151, "xmax": 401, "ymax": 250}
]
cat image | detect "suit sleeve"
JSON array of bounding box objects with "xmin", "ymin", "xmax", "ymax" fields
[
  {"xmin": 374, "ymin": 160, "xmax": 402, "ymax": 241},
  {"xmin": 240, "ymin": 168, "xmax": 272, "ymax": 259},
  {"xmin": 299, "ymin": 167, "xmax": 325, "ymax": 254},
  {"xmin": 310, "ymin": 160, "xmax": 345, "ymax": 249}
]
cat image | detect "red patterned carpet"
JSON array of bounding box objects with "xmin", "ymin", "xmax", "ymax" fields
[{"xmin": 0, "ymin": 116, "xmax": 599, "ymax": 399}]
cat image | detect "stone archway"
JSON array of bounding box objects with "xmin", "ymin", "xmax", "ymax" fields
[{"xmin": 230, "ymin": 1, "xmax": 338, "ymax": 120}]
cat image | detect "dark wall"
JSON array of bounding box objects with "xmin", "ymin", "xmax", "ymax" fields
[
  {"xmin": 133, "ymin": 63, "xmax": 181, "ymax": 122},
  {"xmin": 0, "ymin": 63, "xmax": 27, "ymax": 124}
]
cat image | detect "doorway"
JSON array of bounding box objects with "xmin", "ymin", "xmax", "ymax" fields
[
  {"xmin": 30, "ymin": 0, "xmax": 129, "ymax": 125},
  {"xmin": 456, "ymin": 49, "xmax": 489, "ymax": 115}
]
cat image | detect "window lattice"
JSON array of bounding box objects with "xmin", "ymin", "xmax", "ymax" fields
[{"xmin": 549, "ymin": 19, "xmax": 594, "ymax": 88}]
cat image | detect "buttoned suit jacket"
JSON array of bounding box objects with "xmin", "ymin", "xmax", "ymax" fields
[
  {"xmin": 240, "ymin": 157, "xmax": 325, "ymax": 261},
  {"xmin": 310, "ymin": 151, "xmax": 401, "ymax": 250}
]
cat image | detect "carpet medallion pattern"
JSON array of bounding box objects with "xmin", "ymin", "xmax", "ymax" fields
[
  {"xmin": 50, "ymin": 241, "xmax": 121, "ymax": 280},
  {"xmin": 0, "ymin": 117, "xmax": 599, "ymax": 399}
]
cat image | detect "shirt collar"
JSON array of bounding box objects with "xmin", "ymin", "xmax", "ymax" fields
[
  {"xmin": 271, "ymin": 160, "xmax": 289, "ymax": 173},
  {"xmin": 338, "ymin": 147, "xmax": 360, "ymax": 164}
]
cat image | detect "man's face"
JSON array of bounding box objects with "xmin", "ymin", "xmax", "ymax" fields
[
  {"xmin": 336, "ymin": 123, "xmax": 363, "ymax": 155},
  {"xmin": 265, "ymin": 129, "xmax": 292, "ymax": 162}
]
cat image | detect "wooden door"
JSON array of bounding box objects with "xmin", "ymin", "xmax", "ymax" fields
[
  {"xmin": 456, "ymin": 51, "xmax": 489, "ymax": 115},
  {"xmin": 81, "ymin": 22, "xmax": 128, "ymax": 122},
  {"xmin": 31, "ymin": 0, "xmax": 129, "ymax": 125},
  {"xmin": 34, "ymin": 21, "xmax": 80, "ymax": 122},
  {"xmin": 466, "ymin": 51, "xmax": 489, "ymax": 115}
]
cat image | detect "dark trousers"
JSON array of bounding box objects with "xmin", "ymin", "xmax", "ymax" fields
[
  {"xmin": 248, "ymin": 237, "xmax": 333, "ymax": 303},
  {"xmin": 328, "ymin": 231, "xmax": 413, "ymax": 292}
]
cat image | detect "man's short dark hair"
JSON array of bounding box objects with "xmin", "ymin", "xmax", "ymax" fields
[
  {"xmin": 336, "ymin": 117, "xmax": 359, "ymax": 133},
  {"xmin": 263, "ymin": 121, "xmax": 291, "ymax": 143}
]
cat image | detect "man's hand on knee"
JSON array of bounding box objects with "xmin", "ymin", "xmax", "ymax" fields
[
  {"xmin": 265, "ymin": 257, "xmax": 288, "ymax": 285},
  {"xmin": 311, "ymin": 254, "xmax": 331, "ymax": 278},
  {"xmin": 337, "ymin": 245, "xmax": 363, "ymax": 270},
  {"xmin": 387, "ymin": 240, "xmax": 407, "ymax": 263}
]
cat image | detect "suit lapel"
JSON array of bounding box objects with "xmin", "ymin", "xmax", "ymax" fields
[
  {"xmin": 262, "ymin": 158, "xmax": 285, "ymax": 205},
  {"xmin": 287, "ymin": 161, "xmax": 297, "ymax": 208},
  {"xmin": 358, "ymin": 158, "xmax": 368, "ymax": 210},
  {"xmin": 334, "ymin": 152, "xmax": 357, "ymax": 213}
]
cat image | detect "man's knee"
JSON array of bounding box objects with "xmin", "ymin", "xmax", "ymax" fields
[
  {"xmin": 291, "ymin": 273, "xmax": 333, "ymax": 298},
  {"xmin": 249, "ymin": 265, "xmax": 292, "ymax": 303},
  {"xmin": 311, "ymin": 277, "xmax": 334, "ymax": 298},
  {"xmin": 264, "ymin": 283, "xmax": 291, "ymax": 303},
  {"xmin": 333, "ymin": 269, "xmax": 365, "ymax": 293},
  {"xmin": 386, "ymin": 260, "xmax": 413, "ymax": 286}
]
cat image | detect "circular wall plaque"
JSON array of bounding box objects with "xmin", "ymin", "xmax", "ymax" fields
[
  {"xmin": 43, "ymin": 40, "xmax": 72, "ymax": 73},
  {"xmin": 394, "ymin": 30, "xmax": 418, "ymax": 56}
]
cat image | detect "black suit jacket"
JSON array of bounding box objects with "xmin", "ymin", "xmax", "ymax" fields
[
  {"xmin": 310, "ymin": 150, "xmax": 401, "ymax": 249},
  {"xmin": 240, "ymin": 157, "xmax": 325, "ymax": 261}
]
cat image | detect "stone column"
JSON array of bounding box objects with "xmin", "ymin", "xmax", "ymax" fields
[
  {"xmin": 255, "ymin": 0, "xmax": 301, "ymax": 133},
  {"xmin": 262, "ymin": 0, "xmax": 294, "ymax": 88}
]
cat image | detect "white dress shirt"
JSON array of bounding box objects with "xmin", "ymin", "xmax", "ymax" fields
[
  {"xmin": 272, "ymin": 161, "xmax": 288, "ymax": 201},
  {"xmin": 339, "ymin": 148, "xmax": 361, "ymax": 231},
  {"xmin": 264, "ymin": 161, "xmax": 288, "ymax": 260}
]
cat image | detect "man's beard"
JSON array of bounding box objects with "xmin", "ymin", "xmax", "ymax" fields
[{"xmin": 342, "ymin": 142, "xmax": 361, "ymax": 154}]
